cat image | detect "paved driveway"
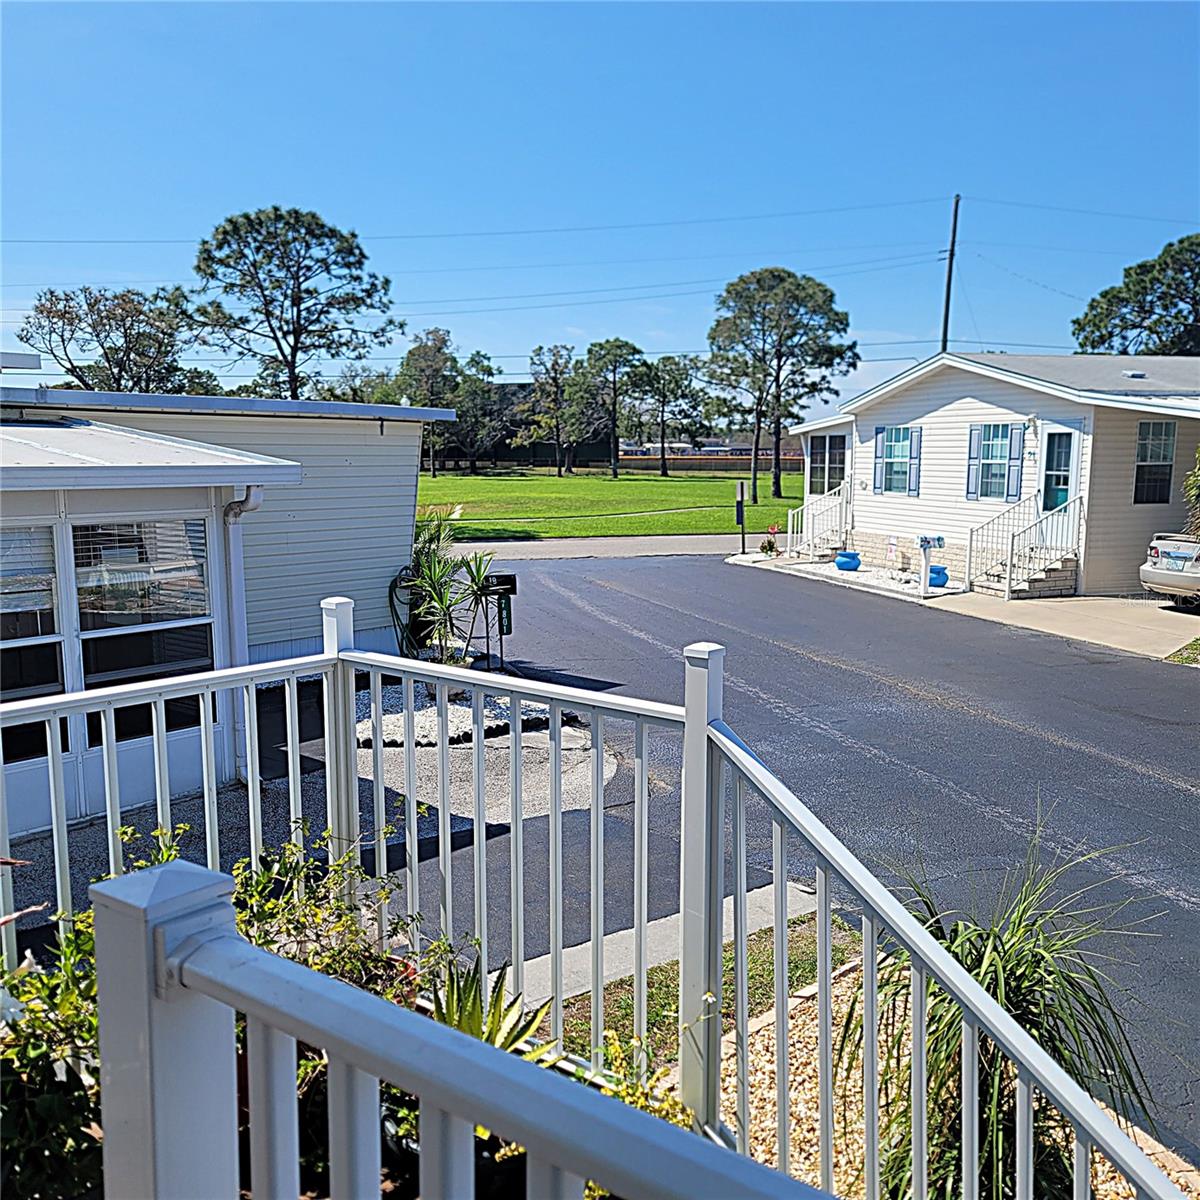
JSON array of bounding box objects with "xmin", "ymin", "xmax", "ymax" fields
[{"xmin": 493, "ymin": 553, "xmax": 1200, "ymax": 1160}]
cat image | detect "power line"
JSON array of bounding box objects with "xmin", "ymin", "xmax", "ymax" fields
[
  {"xmin": 0, "ymin": 197, "xmax": 946, "ymax": 246},
  {"xmin": 965, "ymin": 195, "xmax": 1200, "ymax": 227},
  {"xmin": 972, "ymin": 253, "xmax": 1087, "ymax": 302}
]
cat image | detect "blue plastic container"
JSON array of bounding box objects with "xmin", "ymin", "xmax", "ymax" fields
[
  {"xmin": 834, "ymin": 551, "xmax": 861, "ymax": 572},
  {"xmin": 928, "ymin": 564, "xmax": 949, "ymax": 588}
]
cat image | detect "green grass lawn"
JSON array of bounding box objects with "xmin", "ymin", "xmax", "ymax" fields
[
  {"xmin": 545, "ymin": 913, "xmax": 859, "ymax": 1067},
  {"xmin": 417, "ymin": 468, "xmax": 803, "ymax": 540}
]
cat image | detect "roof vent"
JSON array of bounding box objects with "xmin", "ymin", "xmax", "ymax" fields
[{"xmin": 1121, "ymin": 369, "xmax": 1147, "ymax": 379}]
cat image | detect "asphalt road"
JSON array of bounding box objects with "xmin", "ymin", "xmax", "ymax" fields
[{"xmin": 492, "ymin": 553, "xmax": 1200, "ymax": 1159}]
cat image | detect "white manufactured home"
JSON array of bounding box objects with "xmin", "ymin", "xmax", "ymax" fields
[
  {"xmin": 788, "ymin": 353, "xmax": 1200, "ymax": 597},
  {"xmin": 0, "ymin": 386, "xmax": 451, "ymax": 835}
]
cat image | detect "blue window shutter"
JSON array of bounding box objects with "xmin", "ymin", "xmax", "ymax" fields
[
  {"xmin": 907, "ymin": 428, "xmax": 922, "ymax": 496},
  {"xmin": 966, "ymin": 424, "xmax": 982, "ymax": 500},
  {"xmin": 1005, "ymin": 424, "xmax": 1026, "ymax": 503},
  {"xmin": 873, "ymin": 426, "xmax": 885, "ymax": 493}
]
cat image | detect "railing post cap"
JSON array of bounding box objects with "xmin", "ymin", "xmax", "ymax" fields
[
  {"xmin": 683, "ymin": 642, "xmax": 725, "ymax": 665},
  {"xmin": 320, "ymin": 596, "xmax": 355, "ymax": 612},
  {"xmin": 89, "ymin": 860, "xmax": 234, "ymax": 923}
]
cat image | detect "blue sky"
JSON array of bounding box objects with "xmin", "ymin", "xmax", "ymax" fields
[{"xmin": 2, "ymin": 2, "xmax": 1197, "ymax": 411}]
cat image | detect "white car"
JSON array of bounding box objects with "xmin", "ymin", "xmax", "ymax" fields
[{"xmin": 1139, "ymin": 531, "xmax": 1200, "ymax": 609}]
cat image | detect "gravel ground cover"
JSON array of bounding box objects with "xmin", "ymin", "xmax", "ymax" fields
[{"xmin": 719, "ymin": 966, "xmax": 1199, "ymax": 1198}]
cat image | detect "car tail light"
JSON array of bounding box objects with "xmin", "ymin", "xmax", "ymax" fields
[{"xmin": 1149, "ymin": 546, "xmax": 1159, "ymax": 558}]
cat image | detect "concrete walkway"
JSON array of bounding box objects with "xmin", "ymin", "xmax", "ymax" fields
[
  {"xmin": 929, "ymin": 590, "xmax": 1199, "ymax": 658},
  {"xmin": 457, "ymin": 533, "xmax": 741, "ymax": 560}
]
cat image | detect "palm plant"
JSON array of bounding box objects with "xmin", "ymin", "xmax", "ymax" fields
[
  {"xmin": 412, "ymin": 551, "xmax": 463, "ymax": 663},
  {"xmin": 837, "ymin": 832, "xmax": 1156, "ymax": 1200},
  {"xmin": 430, "ymin": 954, "xmax": 555, "ymax": 1065},
  {"xmin": 457, "ymin": 550, "xmax": 495, "ymax": 650}
]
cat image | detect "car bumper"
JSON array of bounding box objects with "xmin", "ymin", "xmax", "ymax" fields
[{"xmin": 1139, "ymin": 563, "xmax": 1200, "ymax": 597}]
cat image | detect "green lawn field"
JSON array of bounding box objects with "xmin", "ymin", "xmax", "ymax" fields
[{"xmin": 417, "ymin": 468, "xmax": 803, "ymax": 539}]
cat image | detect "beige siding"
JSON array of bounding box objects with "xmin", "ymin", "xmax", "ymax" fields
[
  {"xmin": 1079, "ymin": 408, "xmax": 1200, "ymax": 594},
  {"xmin": 849, "ymin": 369, "xmax": 1091, "ymax": 544},
  {"xmin": 32, "ymin": 408, "xmax": 423, "ymax": 651}
]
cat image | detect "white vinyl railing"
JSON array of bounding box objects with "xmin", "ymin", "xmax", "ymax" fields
[
  {"xmin": 964, "ymin": 491, "xmax": 1042, "ymax": 588},
  {"xmin": 2, "ymin": 597, "xmax": 1181, "ymax": 1200},
  {"xmin": 785, "ymin": 481, "xmax": 850, "ymax": 559},
  {"xmin": 1003, "ymin": 495, "xmax": 1083, "ymax": 599},
  {"xmin": 90, "ymin": 859, "xmax": 814, "ymax": 1200}
]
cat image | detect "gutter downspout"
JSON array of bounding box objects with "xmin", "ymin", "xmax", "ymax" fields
[{"xmin": 223, "ymin": 485, "xmax": 263, "ymax": 778}]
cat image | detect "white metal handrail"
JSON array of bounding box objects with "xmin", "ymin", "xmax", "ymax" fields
[
  {"xmin": 785, "ymin": 481, "xmax": 850, "ymax": 559},
  {"xmin": 965, "ymin": 491, "xmax": 1041, "ymax": 586},
  {"xmin": 1003, "ymin": 495, "xmax": 1083, "ymax": 600},
  {"xmin": 704, "ymin": 716, "xmax": 1179, "ymax": 1200},
  {"xmin": 90, "ymin": 861, "xmax": 817, "ymax": 1200}
]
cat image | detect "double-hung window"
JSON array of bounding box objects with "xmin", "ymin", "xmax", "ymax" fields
[
  {"xmin": 809, "ymin": 434, "xmax": 846, "ymax": 496},
  {"xmin": 978, "ymin": 423, "xmax": 1010, "ymax": 499},
  {"xmin": 883, "ymin": 427, "xmax": 911, "ymax": 493},
  {"xmin": 1133, "ymin": 420, "xmax": 1176, "ymax": 504},
  {"xmin": 74, "ymin": 519, "xmax": 214, "ymax": 744},
  {"xmin": 1, "ymin": 526, "xmax": 67, "ymax": 762}
]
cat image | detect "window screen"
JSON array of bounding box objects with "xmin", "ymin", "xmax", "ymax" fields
[
  {"xmin": 74, "ymin": 519, "xmax": 209, "ymax": 631},
  {"xmin": 1, "ymin": 526, "xmax": 57, "ymax": 641}
]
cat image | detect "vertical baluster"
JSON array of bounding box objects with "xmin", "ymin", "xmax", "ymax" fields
[
  {"xmin": 100, "ymin": 706, "xmax": 122, "ymax": 876},
  {"xmin": 327, "ymin": 1059, "xmax": 380, "ymax": 1200},
  {"xmin": 419, "ymin": 1104, "xmax": 474, "ymax": 1199},
  {"xmin": 437, "ymin": 682, "xmax": 453, "ymax": 941},
  {"xmin": 46, "ymin": 718, "xmax": 71, "ymax": 935},
  {"xmin": 403, "ymin": 676, "xmax": 419, "ymax": 941},
  {"xmin": 589, "ymin": 710, "xmax": 605, "ymax": 1070},
  {"xmin": 247, "ymin": 1017, "xmax": 300, "ymax": 1200},
  {"xmin": 0, "ymin": 735, "xmax": 16, "ymax": 969},
  {"xmin": 863, "ymin": 914, "xmax": 880, "ymax": 1200},
  {"xmin": 472, "ymin": 688, "xmax": 488, "ymax": 973},
  {"xmin": 244, "ymin": 684, "xmax": 263, "ymax": 863},
  {"xmin": 549, "ymin": 700, "xmax": 564, "ymax": 1043},
  {"xmin": 633, "ymin": 718, "xmax": 649, "ymax": 1062},
  {"xmin": 1072, "ymin": 1128, "xmax": 1091, "ymax": 1200},
  {"xmin": 961, "ymin": 1013, "xmax": 979, "ymax": 1200},
  {"xmin": 151, "ymin": 698, "xmax": 171, "ymax": 829},
  {"xmin": 510, "ymin": 694, "xmax": 525, "ymax": 1000},
  {"xmin": 733, "ymin": 773, "xmax": 750, "ymax": 1154},
  {"xmin": 912, "ymin": 960, "xmax": 929, "ymax": 1200},
  {"xmin": 816, "ymin": 855, "xmax": 834, "ymax": 1194},
  {"xmin": 1016, "ymin": 1067, "xmax": 1033, "ymax": 1200},
  {"xmin": 370, "ymin": 671, "xmax": 387, "ymax": 948},
  {"xmin": 773, "ymin": 819, "xmax": 790, "ymax": 1175},
  {"xmin": 200, "ymin": 691, "xmax": 219, "ymax": 869},
  {"xmin": 525, "ymin": 1158, "xmax": 585, "ymax": 1200},
  {"xmin": 283, "ymin": 677, "xmax": 303, "ymax": 849}
]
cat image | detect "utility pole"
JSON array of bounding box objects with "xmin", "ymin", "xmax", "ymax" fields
[{"xmin": 940, "ymin": 193, "xmax": 961, "ymax": 354}]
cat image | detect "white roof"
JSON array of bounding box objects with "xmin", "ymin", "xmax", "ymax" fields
[
  {"xmin": 0, "ymin": 415, "xmax": 302, "ymax": 490},
  {"xmin": 789, "ymin": 412, "xmax": 856, "ymax": 436},
  {"xmin": 0, "ymin": 385, "xmax": 455, "ymax": 424}
]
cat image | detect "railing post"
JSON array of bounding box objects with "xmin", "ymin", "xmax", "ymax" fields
[
  {"xmin": 1004, "ymin": 531, "xmax": 1015, "ymax": 602},
  {"xmin": 679, "ymin": 641, "xmax": 725, "ymax": 1133},
  {"xmin": 90, "ymin": 861, "xmax": 240, "ymax": 1200},
  {"xmin": 965, "ymin": 527, "xmax": 974, "ymax": 588},
  {"xmin": 322, "ymin": 597, "xmax": 359, "ymax": 866}
]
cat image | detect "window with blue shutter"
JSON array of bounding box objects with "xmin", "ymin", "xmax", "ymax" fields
[
  {"xmin": 1005, "ymin": 424, "xmax": 1026, "ymax": 503},
  {"xmin": 906, "ymin": 428, "xmax": 922, "ymax": 496},
  {"xmin": 873, "ymin": 426, "xmax": 885, "ymax": 493},
  {"xmin": 966, "ymin": 425, "xmax": 983, "ymax": 500}
]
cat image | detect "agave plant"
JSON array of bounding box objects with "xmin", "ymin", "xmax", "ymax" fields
[
  {"xmin": 837, "ymin": 831, "xmax": 1156, "ymax": 1200},
  {"xmin": 430, "ymin": 954, "xmax": 556, "ymax": 1065}
]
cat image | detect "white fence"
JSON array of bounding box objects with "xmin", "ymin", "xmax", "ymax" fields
[
  {"xmin": 1, "ymin": 597, "xmax": 1182, "ymax": 1200},
  {"xmin": 964, "ymin": 491, "xmax": 1043, "ymax": 588},
  {"xmin": 785, "ymin": 481, "xmax": 850, "ymax": 559},
  {"xmin": 1003, "ymin": 495, "xmax": 1084, "ymax": 599}
]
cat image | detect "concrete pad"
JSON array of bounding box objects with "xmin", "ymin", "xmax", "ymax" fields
[
  {"xmin": 929, "ymin": 591, "xmax": 1199, "ymax": 658},
  {"xmin": 457, "ymin": 533, "xmax": 741, "ymax": 560}
]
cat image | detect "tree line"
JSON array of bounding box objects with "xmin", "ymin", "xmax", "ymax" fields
[{"xmin": 17, "ymin": 207, "xmax": 1199, "ymax": 503}]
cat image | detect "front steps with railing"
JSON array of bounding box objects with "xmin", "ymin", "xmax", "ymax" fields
[
  {"xmin": 784, "ymin": 481, "xmax": 850, "ymax": 560},
  {"xmin": 972, "ymin": 553, "xmax": 1079, "ymax": 598}
]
